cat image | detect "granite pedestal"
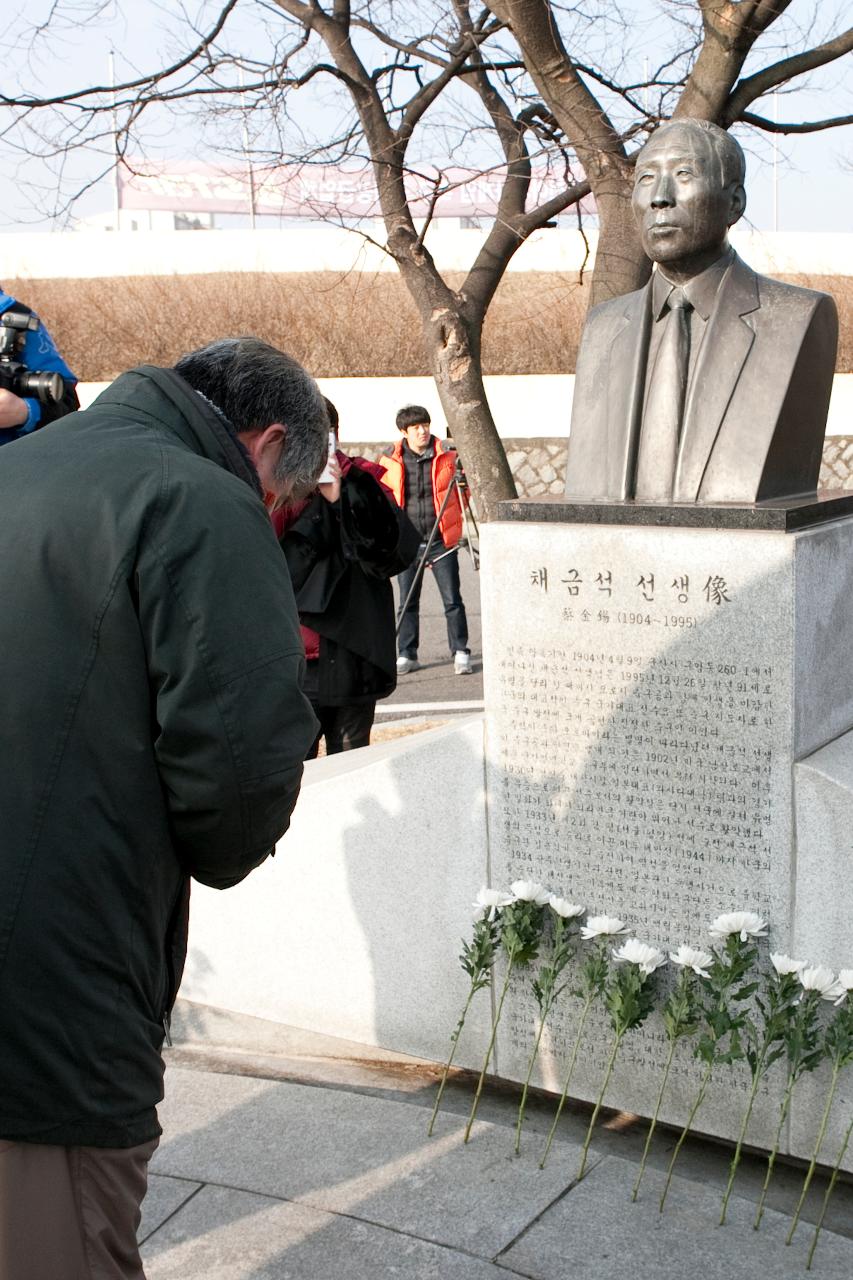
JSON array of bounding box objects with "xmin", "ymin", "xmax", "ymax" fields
[{"xmin": 481, "ymin": 495, "xmax": 853, "ymax": 1165}]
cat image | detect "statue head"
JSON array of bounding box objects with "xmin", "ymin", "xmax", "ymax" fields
[{"xmin": 632, "ymin": 118, "xmax": 746, "ymax": 278}]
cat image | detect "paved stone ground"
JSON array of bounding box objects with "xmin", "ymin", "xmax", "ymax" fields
[
  {"xmin": 139, "ymin": 1010, "xmax": 853, "ymax": 1279},
  {"xmin": 381, "ymin": 540, "xmax": 483, "ymax": 715}
]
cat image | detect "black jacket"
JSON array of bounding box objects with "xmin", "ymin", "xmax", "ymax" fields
[
  {"xmin": 281, "ymin": 462, "xmax": 419, "ymax": 705},
  {"xmin": 0, "ymin": 366, "xmax": 318, "ymax": 1147}
]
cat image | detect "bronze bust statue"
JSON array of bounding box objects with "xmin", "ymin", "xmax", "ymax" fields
[{"xmin": 564, "ymin": 118, "xmax": 838, "ymax": 505}]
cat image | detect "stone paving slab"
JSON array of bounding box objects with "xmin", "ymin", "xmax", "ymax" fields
[
  {"xmin": 499, "ymin": 1155, "xmax": 853, "ymax": 1279},
  {"xmin": 142, "ymin": 1184, "xmax": 515, "ymax": 1280},
  {"xmin": 152, "ymin": 1066, "xmax": 581, "ymax": 1258},
  {"xmin": 139, "ymin": 1174, "xmax": 202, "ymax": 1243}
]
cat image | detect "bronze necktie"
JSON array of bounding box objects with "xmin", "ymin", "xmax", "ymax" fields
[{"xmin": 634, "ymin": 288, "xmax": 692, "ymax": 502}]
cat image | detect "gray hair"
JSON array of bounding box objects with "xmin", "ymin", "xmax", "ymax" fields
[
  {"xmin": 642, "ymin": 118, "xmax": 746, "ymax": 188},
  {"xmin": 174, "ymin": 337, "xmax": 329, "ymax": 497}
]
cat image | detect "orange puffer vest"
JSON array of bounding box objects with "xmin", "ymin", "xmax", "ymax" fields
[{"xmin": 379, "ymin": 438, "xmax": 463, "ymax": 549}]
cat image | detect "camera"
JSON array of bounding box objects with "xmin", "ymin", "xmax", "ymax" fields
[
  {"xmin": 0, "ymin": 309, "xmax": 65, "ymax": 404},
  {"xmin": 317, "ymin": 429, "xmax": 337, "ymax": 484}
]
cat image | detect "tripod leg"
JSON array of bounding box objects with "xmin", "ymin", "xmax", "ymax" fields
[
  {"xmin": 395, "ymin": 544, "xmax": 429, "ymax": 639},
  {"xmin": 395, "ymin": 473, "xmax": 460, "ymax": 637}
]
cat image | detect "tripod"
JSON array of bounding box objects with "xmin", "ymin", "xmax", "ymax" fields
[{"xmin": 394, "ymin": 455, "xmax": 479, "ymax": 639}]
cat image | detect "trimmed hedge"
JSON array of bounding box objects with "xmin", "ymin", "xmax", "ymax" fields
[{"xmin": 8, "ymin": 270, "xmax": 852, "ymax": 382}]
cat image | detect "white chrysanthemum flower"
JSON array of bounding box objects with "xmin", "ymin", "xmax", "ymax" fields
[
  {"xmin": 472, "ymin": 886, "xmax": 513, "ymax": 922},
  {"xmin": 799, "ymin": 965, "xmax": 839, "ymax": 1001},
  {"xmin": 510, "ymin": 880, "xmax": 551, "ymax": 905},
  {"xmin": 828, "ymin": 970, "xmax": 853, "ymax": 1006},
  {"xmin": 708, "ymin": 911, "xmax": 768, "ymax": 942},
  {"xmin": 613, "ymin": 938, "xmax": 667, "ymax": 975},
  {"xmin": 581, "ymin": 915, "xmax": 629, "ymax": 940},
  {"xmin": 549, "ymin": 896, "xmax": 585, "ymax": 919},
  {"xmin": 669, "ymin": 944, "xmax": 714, "ymax": 977},
  {"xmin": 770, "ymin": 953, "xmax": 806, "ymax": 976}
]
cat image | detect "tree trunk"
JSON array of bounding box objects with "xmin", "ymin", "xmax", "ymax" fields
[
  {"xmin": 424, "ymin": 304, "xmax": 517, "ymax": 521},
  {"xmin": 387, "ymin": 224, "xmax": 517, "ymax": 520},
  {"xmin": 591, "ymin": 187, "xmax": 651, "ymax": 306}
]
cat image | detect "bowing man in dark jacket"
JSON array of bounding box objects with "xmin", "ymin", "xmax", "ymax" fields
[
  {"xmin": 0, "ymin": 338, "xmax": 327, "ymax": 1279},
  {"xmin": 274, "ymin": 398, "xmax": 420, "ymax": 756}
]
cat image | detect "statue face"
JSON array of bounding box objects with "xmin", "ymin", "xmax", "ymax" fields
[{"xmin": 632, "ymin": 126, "xmax": 745, "ymax": 273}]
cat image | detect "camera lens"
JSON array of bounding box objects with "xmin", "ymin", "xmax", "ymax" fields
[{"xmin": 13, "ymin": 370, "xmax": 64, "ymax": 403}]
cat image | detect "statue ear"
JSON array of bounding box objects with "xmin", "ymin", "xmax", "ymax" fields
[{"xmin": 728, "ymin": 183, "xmax": 746, "ymax": 226}]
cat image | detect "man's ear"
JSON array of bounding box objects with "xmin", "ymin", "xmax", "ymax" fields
[
  {"xmin": 243, "ymin": 423, "xmax": 286, "ymax": 465},
  {"xmin": 258, "ymin": 423, "xmax": 287, "ymax": 458},
  {"xmin": 727, "ymin": 183, "xmax": 746, "ymax": 227}
]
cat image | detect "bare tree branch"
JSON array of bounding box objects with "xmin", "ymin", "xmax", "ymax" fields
[
  {"xmin": 1, "ymin": 0, "xmax": 849, "ymax": 507},
  {"xmin": 740, "ymin": 108, "xmax": 853, "ymax": 134},
  {"xmin": 0, "ymin": 0, "xmax": 243, "ymax": 108},
  {"xmin": 724, "ymin": 25, "xmax": 853, "ymax": 124}
]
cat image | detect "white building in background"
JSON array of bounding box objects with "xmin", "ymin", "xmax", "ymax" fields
[
  {"xmin": 72, "ymin": 160, "xmax": 590, "ymax": 234},
  {"xmin": 58, "ymin": 160, "xmax": 853, "ymax": 277},
  {"xmin": 76, "ymin": 208, "xmax": 215, "ymax": 232}
]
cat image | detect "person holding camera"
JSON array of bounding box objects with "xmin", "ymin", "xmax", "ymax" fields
[
  {"xmin": 0, "ymin": 286, "xmax": 79, "ymax": 444},
  {"xmin": 379, "ymin": 404, "xmax": 472, "ymax": 675},
  {"xmin": 274, "ymin": 397, "xmax": 420, "ymax": 755}
]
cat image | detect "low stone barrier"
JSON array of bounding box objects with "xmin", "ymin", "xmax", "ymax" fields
[{"xmin": 348, "ymin": 436, "xmax": 853, "ymax": 499}]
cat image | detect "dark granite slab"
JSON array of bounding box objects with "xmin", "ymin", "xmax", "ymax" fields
[{"xmin": 496, "ymin": 491, "xmax": 853, "ymax": 532}]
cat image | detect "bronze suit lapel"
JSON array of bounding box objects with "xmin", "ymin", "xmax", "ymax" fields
[
  {"xmin": 605, "ymin": 286, "xmax": 652, "ymax": 500},
  {"xmin": 673, "ymin": 256, "xmax": 759, "ymax": 503}
]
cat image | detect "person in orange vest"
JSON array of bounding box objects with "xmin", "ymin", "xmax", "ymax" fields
[{"xmin": 379, "ymin": 404, "xmax": 472, "ymax": 675}]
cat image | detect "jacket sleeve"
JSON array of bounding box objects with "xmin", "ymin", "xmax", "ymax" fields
[
  {"xmin": 136, "ymin": 467, "xmax": 319, "ymax": 889},
  {"xmin": 281, "ymin": 469, "xmax": 419, "ymax": 606},
  {"xmin": 279, "ymin": 492, "xmax": 340, "ymax": 596},
  {"xmin": 339, "ymin": 465, "xmax": 420, "ymax": 577}
]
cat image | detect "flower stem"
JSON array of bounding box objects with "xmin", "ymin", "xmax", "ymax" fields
[
  {"xmin": 753, "ymin": 1081, "xmax": 793, "ymax": 1230},
  {"xmin": 720, "ymin": 1070, "xmax": 762, "ymax": 1225},
  {"xmin": 577, "ymin": 1029, "xmax": 623, "ymax": 1181},
  {"xmin": 632, "ymin": 1039, "xmax": 677, "ymax": 1202},
  {"xmin": 427, "ymin": 984, "xmax": 478, "ymax": 1137},
  {"xmin": 514, "ymin": 1000, "xmax": 551, "ymax": 1155},
  {"xmin": 539, "ymin": 991, "xmax": 595, "ymax": 1170},
  {"xmin": 463, "ymin": 943, "xmax": 517, "ymax": 1144},
  {"xmin": 659, "ymin": 1059, "xmax": 713, "ymax": 1214},
  {"xmin": 806, "ymin": 1111, "xmax": 853, "ymax": 1270},
  {"xmin": 786, "ymin": 1060, "xmax": 841, "ymax": 1245}
]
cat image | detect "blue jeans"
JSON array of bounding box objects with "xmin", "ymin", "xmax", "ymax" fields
[{"xmin": 397, "ymin": 545, "xmax": 469, "ymax": 659}]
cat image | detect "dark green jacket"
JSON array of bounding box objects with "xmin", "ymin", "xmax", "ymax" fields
[{"xmin": 0, "ymin": 367, "xmax": 318, "ymax": 1147}]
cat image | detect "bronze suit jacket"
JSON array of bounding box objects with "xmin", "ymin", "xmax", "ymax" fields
[{"xmin": 564, "ymin": 253, "xmax": 838, "ymax": 504}]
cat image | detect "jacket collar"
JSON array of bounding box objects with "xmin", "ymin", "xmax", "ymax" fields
[
  {"xmin": 652, "ymin": 247, "xmax": 735, "ymax": 322},
  {"xmin": 600, "ymin": 254, "xmax": 759, "ymax": 502},
  {"xmin": 402, "ymin": 436, "xmax": 435, "ymax": 462},
  {"xmin": 92, "ymin": 365, "xmax": 263, "ymax": 497},
  {"xmin": 673, "ymin": 253, "xmax": 758, "ymax": 501}
]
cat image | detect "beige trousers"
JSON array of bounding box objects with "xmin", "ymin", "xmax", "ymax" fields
[{"xmin": 0, "ymin": 1137, "xmax": 158, "ymax": 1280}]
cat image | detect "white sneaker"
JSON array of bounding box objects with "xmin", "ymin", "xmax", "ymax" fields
[
  {"xmin": 454, "ymin": 651, "xmax": 472, "ymax": 675},
  {"xmin": 397, "ymin": 655, "xmax": 419, "ymax": 674}
]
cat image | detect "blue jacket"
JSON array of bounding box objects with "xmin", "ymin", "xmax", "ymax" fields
[{"xmin": 0, "ymin": 289, "xmax": 79, "ymax": 445}]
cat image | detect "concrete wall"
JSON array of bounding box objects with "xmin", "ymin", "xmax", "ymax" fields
[
  {"xmin": 3, "ymin": 226, "xmax": 853, "ymax": 279},
  {"xmin": 180, "ymin": 717, "xmax": 494, "ymax": 1067}
]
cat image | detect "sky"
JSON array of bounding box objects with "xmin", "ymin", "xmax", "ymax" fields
[{"xmin": 0, "ymin": 0, "xmax": 850, "ymax": 233}]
